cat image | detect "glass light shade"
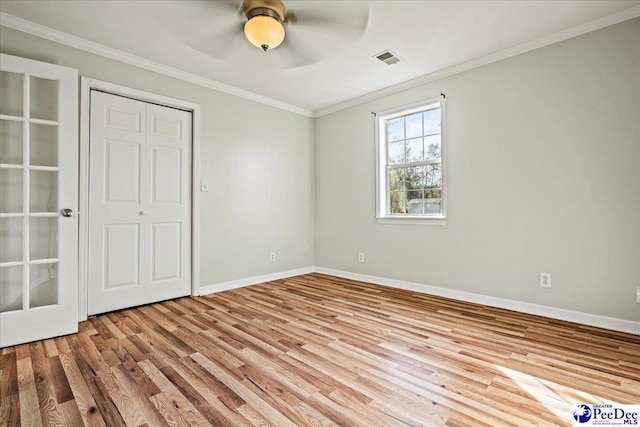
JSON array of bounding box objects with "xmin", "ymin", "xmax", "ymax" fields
[{"xmin": 244, "ymin": 15, "xmax": 285, "ymax": 50}]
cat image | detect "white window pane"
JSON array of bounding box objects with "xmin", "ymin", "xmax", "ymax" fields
[
  {"xmin": 425, "ymin": 189, "xmax": 442, "ymax": 199},
  {"xmin": 424, "ymin": 108, "xmax": 441, "ymax": 135},
  {"xmin": 407, "ymin": 189, "xmax": 424, "ymax": 201},
  {"xmin": 30, "ymin": 263, "xmax": 58, "ymax": 308},
  {"xmin": 30, "ymin": 217, "xmax": 58, "ymax": 260},
  {"xmin": 423, "ymin": 198, "xmax": 442, "ymax": 213},
  {"xmin": 405, "ymin": 113, "xmax": 422, "ymax": 139},
  {"xmin": 0, "ymin": 217, "xmax": 23, "ymax": 263},
  {"xmin": 425, "ymin": 163, "xmax": 442, "ymax": 189},
  {"xmin": 425, "ymin": 135, "xmax": 441, "ymax": 161},
  {"xmin": 405, "ymin": 166, "xmax": 423, "ymax": 190},
  {"xmin": 386, "ymin": 118, "xmax": 404, "ymax": 142},
  {"xmin": 388, "ymin": 140, "xmax": 404, "ymax": 164},
  {"xmin": 30, "ymin": 76, "xmax": 59, "ymax": 122},
  {"xmin": 406, "ymin": 138, "xmax": 423, "ymax": 162},
  {"xmin": 30, "ymin": 123, "xmax": 58, "ymax": 167},
  {"xmin": 407, "ymin": 194, "xmax": 426, "ymax": 214},
  {"xmin": 0, "ymin": 120, "xmax": 23, "ymax": 165},
  {"xmin": 0, "ymin": 266, "xmax": 23, "ymax": 313},
  {"xmin": 0, "ymin": 71, "xmax": 23, "ymax": 117},
  {"xmin": 389, "ymin": 168, "xmax": 405, "ymax": 190},
  {"xmin": 0, "ymin": 169, "xmax": 23, "ymax": 213},
  {"xmin": 390, "ymin": 191, "xmax": 406, "ymax": 214},
  {"xmin": 30, "ymin": 170, "xmax": 58, "ymax": 213}
]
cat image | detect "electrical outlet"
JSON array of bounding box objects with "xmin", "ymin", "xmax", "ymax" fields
[
  {"xmin": 636, "ymin": 286, "xmax": 640, "ymax": 304},
  {"xmin": 201, "ymin": 180, "xmax": 209, "ymax": 192},
  {"xmin": 270, "ymin": 252, "xmax": 276, "ymax": 262},
  {"xmin": 358, "ymin": 252, "xmax": 365, "ymax": 263},
  {"xmin": 540, "ymin": 272, "xmax": 551, "ymax": 288}
]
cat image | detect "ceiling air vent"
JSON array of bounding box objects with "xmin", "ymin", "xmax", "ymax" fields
[{"xmin": 374, "ymin": 50, "xmax": 401, "ymax": 66}]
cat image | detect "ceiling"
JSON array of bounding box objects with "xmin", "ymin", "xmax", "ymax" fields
[{"xmin": 1, "ymin": 1, "xmax": 639, "ymax": 116}]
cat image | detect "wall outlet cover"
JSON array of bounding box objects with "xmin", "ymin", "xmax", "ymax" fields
[{"xmin": 540, "ymin": 272, "xmax": 551, "ymax": 288}]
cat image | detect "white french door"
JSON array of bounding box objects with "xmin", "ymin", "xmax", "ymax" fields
[
  {"xmin": 87, "ymin": 91, "xmax": 191, "ymax": 315},
  {"xmin": 0, "ymin": 54, "xmax": 78, "ymax": 347}
]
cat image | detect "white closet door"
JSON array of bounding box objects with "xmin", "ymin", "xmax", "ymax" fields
[
  {"xmin": 0, "ymin": 54, "xmax": 78, "ymax": 347},
  {"xmin": 87, "ymin": 91, "xmax": 191, "ymax": 315}
]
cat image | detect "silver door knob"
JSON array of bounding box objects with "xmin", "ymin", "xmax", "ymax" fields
[
  {"xmin": 139, "ymin": 210, "xmax": 146, "ymax": 216},
  {"xmin": 60, "ymin": 208, "xmax": 74, "ymax": 217}
]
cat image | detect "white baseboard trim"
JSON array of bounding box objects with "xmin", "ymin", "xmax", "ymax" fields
[
  {"xmin": 199, "ymin": 267, "xmax": 315, "ymax": 296},
  {"xmin": 313, "ymin": 267, "xmax": 640, "ymax": 335},
  {"xmin": 197, "ymin": 265, "xmax": 639, "ymax": 335}
]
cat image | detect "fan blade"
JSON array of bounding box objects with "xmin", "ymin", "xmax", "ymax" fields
[
  {"xmin": 188, "ymin": 22, "xmax": 247, "ymax": 60},
  {"xmin": 151, "ymin": 0, "xmax": 246, "ymax": 60},
  {"xmin": 272, "ymin": 26, "xmax": 323, "ymax": 68},
  {"xmin": 152, "ymin": 1, "xmax": 239, "ymax": 34},
  {"xmin": 285, "ymin": 1, "xmax": 369, "ymax": 39}
]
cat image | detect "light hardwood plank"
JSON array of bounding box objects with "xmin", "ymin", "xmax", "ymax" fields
[
  {"xmin": 0, "ymin": 273, "xmax": 637, "ymax": 426},
  {"xmin": 17, "ymin": 358, "xmax": 43, "ymax": 427}
]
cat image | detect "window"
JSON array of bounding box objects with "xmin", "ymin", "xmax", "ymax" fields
[{"xmin": 376, "ymin": 96, "xmax": 446, "ymax": 224}]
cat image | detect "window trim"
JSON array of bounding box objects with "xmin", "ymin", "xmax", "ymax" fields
[{"xmin": 375, "ymin": 96, "xmax": 447, "ymax": 225}]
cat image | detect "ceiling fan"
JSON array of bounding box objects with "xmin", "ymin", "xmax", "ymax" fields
[{"xmin": 155, "ymin": 0, "xmax": 370, "ymax": 68}]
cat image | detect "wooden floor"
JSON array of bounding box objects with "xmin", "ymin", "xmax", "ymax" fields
[{"xmin": 1, "ymin": 273, "xmax": 639, "ymax": 427}]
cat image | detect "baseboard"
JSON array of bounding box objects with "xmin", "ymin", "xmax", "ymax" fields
[
  {"xmin": 313, "ymin": 267, "xmax": 640, "ymax": 335},
  {"xmin": 197, "ymin": 265, "xmax": 639, "ymax": 335},
  {"xmin": 198, "ymin": 267, "xmax": 315, "ymax": 296}
]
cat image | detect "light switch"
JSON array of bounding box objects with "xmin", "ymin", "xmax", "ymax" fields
[{"xmin": 201, "ymin": 180, "xmax": 209, "ymax": 192}]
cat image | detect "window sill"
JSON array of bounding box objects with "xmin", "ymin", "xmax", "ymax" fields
[{"xmin": 375, "ymin": 216, "xmax": 447, "ymax": 226}]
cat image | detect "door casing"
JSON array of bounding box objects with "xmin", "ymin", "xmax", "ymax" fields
[{"xmin": 79, "ymin": 77, "xmax": 201, "ymax": 321}]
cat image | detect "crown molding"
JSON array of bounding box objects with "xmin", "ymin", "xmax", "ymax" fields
[
  {"xmin": 2, "ymin": 5, "xmax": 638, "ymax": 119},
  {"xmin": 0, "ymin": 12, "xmax": 314, "ymax": 118},
  {"xmin": 313, "ymin": 5, "xmax": 640, "ymax": 117}
]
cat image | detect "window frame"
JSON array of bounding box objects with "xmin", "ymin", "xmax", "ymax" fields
[{"xmin": 375, "ymin": 96, "xmax": 447, "ymax": 225}]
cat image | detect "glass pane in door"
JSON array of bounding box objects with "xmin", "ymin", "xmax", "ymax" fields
[
  {"xmin": 30, "ymin": 217, "xmax": 57, "ymax": 260},
  {"xmin": 29, "ymin": 263, "xmax": 58, "ymax": 308},
  {"xmin": 30, "ymin": 123, "xmax": 58, "ymax": 167},
  {"xmin": 0, "ymin": 169, "xmax": 23, "ymax": 213},
  {"xmin": 30, "ymin": 170, "xmax": 58, "ymax": 212},
  {"xmin": 0, "ymin": 266, "xmax": 23, "ymax": 313},
  {"xmin": 0, "ymin": 71, "xmax": 23, "ymax": 117},
  {"xmin": 30, "ymin": 76, "xmax": 59, "ymax": 122},
  {"xmin": 0, "ymin": 120, "xmax": 23, "ymax": 164},
  {"xmin": 0, "ymin": 217, "xmax": 23, "ymax": 262}
]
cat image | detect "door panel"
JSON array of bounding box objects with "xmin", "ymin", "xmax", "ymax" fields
[
  {"xmin": 152, "ymin": 147, "xmax": 181, "ymax": 203},
  {"xmin": 106, "ymin": 106, "xmax": 142, "ymax": 132},
  {"xmin": 0, "ymin": 54, "xmax": 78, "ymax": 348},
  {"xmin": 105, "ymin": 140, "xmax": 141, "ymax": 203},
  {"xmin": 151, "ymin": 222, "xmax": 181, "ymax": 282},
  {"xmin": 151, "ymin": 115, "xmax": 182, "ymax": 138},
  {"xmin": 104, "ymin": 224, "xmax": 140, "ymax": 289},
  {"xmin": 88, "ymin": 91, "xmax": 191, "ymax": 315}
]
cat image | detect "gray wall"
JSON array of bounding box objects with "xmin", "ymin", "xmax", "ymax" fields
[
  {"xmin": 0, "ymin": 25, "xmax": 315, "ymax": 286},
  {"xmin": 2, "ymin": 18, "xmax": 639, "ymax": 322},
  {"xmin": 315, "ymin": 18, "xmax": 640, "ymax": 322}
]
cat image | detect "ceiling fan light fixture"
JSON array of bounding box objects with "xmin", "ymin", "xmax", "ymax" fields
[{"xmin": 244, "ymin": 14, "xmax": 285, "ymax": 51}]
